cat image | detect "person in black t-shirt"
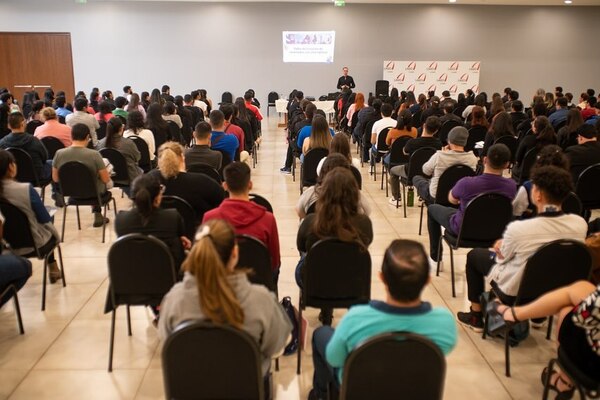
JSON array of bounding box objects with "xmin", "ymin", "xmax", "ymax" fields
[{"xmin": 336, "ymin": 66, "xmax": 356, "ymax": 90}]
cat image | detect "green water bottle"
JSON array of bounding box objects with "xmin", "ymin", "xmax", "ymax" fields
[{"xmin": 407, "ymin": 187, "xmax": 414, "ymax": 207}]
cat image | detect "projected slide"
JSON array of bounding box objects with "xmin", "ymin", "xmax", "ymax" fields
[{"xmin": 282, "ymin": 31, "xmax": 335, "ymax": 63}]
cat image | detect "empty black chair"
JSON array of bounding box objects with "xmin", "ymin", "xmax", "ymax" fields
[
  {"xmin": 382, "ymin": 135, "xmax": 411, "ymax": 193},
  {"xmin": 186, "ymin": 163, "xmax": 221, "ymax": 183},
  {"xmin": 0, "ymin": 201, "xmax": 65, "ymax": 311},
  {"xmin": 57, "ymin": 161, "xmax": 117, "ymax": 243},
  {"xmin": 514, "ymin": 147, "xmax": 538, "ymax": 185},
  {"xmin": 543, "ymin": 346, "xmax": 600, "ymax": 400},
  {"xmin": 297, "ymin": 239, "xmax": 371, "ymax": 374},
  {"xmin": 437, "ymin": 193, "xmax": 513, "ymax": 297},
  {"xmin": 576, "ymin": 163, "xmax": 600, "ymax": 214},
  {"xmin": 107, "ymin": 234, "xmax": 177, "ymax": 372},
  {"xmin": 418, "ymin": 164, "xmax": 475, "ymax": 235},
  {"xmin": 99, "ymin": 148, "xmax": 130, "ymax": 192},
  {"xmin": 482, "ymin": 239, "xmax": 592, "ymax": 377},
  {"xmin": 7, "ymin": 147, "xmax": 51, "ymax": 200},
  {"xmin": 465, "ymin": 125, "xmax": 487, "ymax": 153},
  {"xmin": 300, "ymin": 148, "xmax": 329, "ymax": 194},
  {"xmin": 340, "ymin": 332, "xmax": 446, "ymax": 400},
  {"xmin": 162, "ymin": 321, "xmax": 265, "ymax": 400},
  {"xmin": 221, "ymin": 91, "xmax": 233, "ymax": 104},
  {"xmin": 40, "ymin": 136, "xmax": 65, "ymax": 160},
  {"xmin": 236, "ymin": 234, "xmax": 275, "ymax": 293},
  {"xmin": 160, "ymin": 195, "xmax": 197, "ymax": 240},
  {"xmin": 0, "ymin": 284, "xmax": 24, "ymax": 334},
  {"xmin": 493, "ymin": 135, "xmax": 518, "ymax": 165},
  {"xmin": 267, "ymin": 92, "xmax": 279, "ymax": 117},
  {"xmin": 249, "ymin": 193, "xmax": 274, "ymax": 213},
  {"xmin": 128, "ymin": 136, "xmax": 152, "ymax": 173},
  {"xmin": 370, "ymin": 128, "xmax": 391, "ymax": 182},
  {"xmin": 437, "ymin": 120, "xmax": 462, "ymax": 146},
  {"xmin": 396, "ymin": 146, "xmax": 437, "ymax": 217}
]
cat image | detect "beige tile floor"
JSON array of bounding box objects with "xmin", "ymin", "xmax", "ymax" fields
[{"xmin": 0, "ymin": 118, "xmax": 562, "ymax": 400}]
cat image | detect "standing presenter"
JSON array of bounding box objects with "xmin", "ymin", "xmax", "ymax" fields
[{"xmin": 337, "ymin": 66, "xmax": 356, "ymax": 90}]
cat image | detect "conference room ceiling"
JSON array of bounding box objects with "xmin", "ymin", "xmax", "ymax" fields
[{"xmin": 88, "ymin": 0, "xmax": 600, "ymax": 5}]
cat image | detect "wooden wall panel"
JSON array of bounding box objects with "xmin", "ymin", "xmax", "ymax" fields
[{"xmin": 0, "ymin": 32, "xmax": 75, "ymax": 106}]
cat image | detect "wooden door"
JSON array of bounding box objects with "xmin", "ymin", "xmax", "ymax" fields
[{"xmin": 0, "ymin": 32, "xmax": 75, "ymax": 107}]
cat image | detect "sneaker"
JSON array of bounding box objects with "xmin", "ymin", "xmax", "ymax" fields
[
  {"xmin": 318, "ymin": 309, "xmax": 333, "ymax": 326},
  {"xmin": 457, "ymin": 309, "xmax": 484, "ymax": 333},
  {"xmin": 388, "ymin": 197, "xmax": 400, "ymax": 206},
  {"xmin": 279, "ymin": 167, "xmax": 291, "ymax": 174},
  {"xmin": 48, "ymin": 261, "xmax": 62, "ymax": 284},
  {"xmin": 93, "ymin": 212, "xmax": 109, "ymax": 227},
  {"xmin": 429, "ymin": 257, "xmax": 444, "ymax": 273}
]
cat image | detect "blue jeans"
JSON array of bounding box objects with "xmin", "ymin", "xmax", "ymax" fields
[
  {"xmin": 312, "ymin": 326, "xmax": 339, "ymax": 398},
  {"xmin": 427, "ymin": 204, "xmax": 457, "ymax": 261},
  {"xmin": 294, "ymin": 254, "xmax": 306, "ymax": 288},
  {"xmin": 412, "ymin": 175, "xmax": 435, "ymax": 204},
  {"xmin": 0, "ymin": 254, "xmax": 32, "ymax": 307}
]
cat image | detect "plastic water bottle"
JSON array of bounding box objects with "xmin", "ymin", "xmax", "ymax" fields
[{"xmin": 407, "ymin": 187, "xmax": 414, "ymax": 207}]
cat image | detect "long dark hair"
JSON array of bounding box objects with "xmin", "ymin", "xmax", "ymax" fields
[
  {"xmin": 0, "ymin": 149, "xmax": 16, "ymax": 199},
  {"xmin": 565, "ymin": 108, "xmax": 584, "ymax": 133},
  {"xmin": 395, "ymin": 110, "xmax": 413, "ymax": 131},
  {"xmin": 533, "ymin": 116, "xmax": 557, "ymax": 149},
  {"xmin": 234, "ymin": 97, "xmax": 250, "ymax": 123},
  {"xmin": 489, "ymin": 111, "xmax": 514, "ymax": 139},
  {"xmin": 127, "ymin": 110, "xmax": 145, "ymax": 134},
  {"xmin": 146, "ymin": 103, "xmax": 168, "ymax": 132},
  {"xmin": 131, "ymin": 174, "xmax": 161, "ymax": 225},
  {"xmin": 127, "ymin": 93, "xmax": 141, "ymax": 112},
  {"xmin": 105, "ymin": 117, "xmax": 123, "ymax": 149}
]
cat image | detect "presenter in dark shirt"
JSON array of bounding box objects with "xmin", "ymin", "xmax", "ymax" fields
[{"xmin": 337, "ymin": 66, "xmax": 356, "ymax": 90}]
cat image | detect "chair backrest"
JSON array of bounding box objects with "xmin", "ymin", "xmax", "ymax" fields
[
  {"xmin": 302, "ymin": 148, "xmax": 329, "ymax": 187},
  {"xmin": 128, "ymin": 136, "xmax": 152, "ymax": 173},
  {"xmin": 26, "ymin": 120, "xmax": 43, "ymax": 135},
  {"xmin": 166, "ymin": 120, "xmax": 183, "ymax": 144},
  {"xmin": 40, "ymin": 136, "xmax": 65, "ymax": 160},
  {"xmin": 406, "ymin": 147, "xmax": 437, "ymax": 182},
  {"xmin": 221, "ymin": 92, "xmax": 233, "ymax": 104},
  {"xmin": 6, "ymin": 147, "xmax": 38, "ymax": 185},
  {"xmin": 437, "ymin": 120, "xmax": 462, "ymax": 146},
  {"xmin": 303, "ymin": 238, "xmax": 371, "ymax": 309},
  {"xmin": 412, "ymin": 110, "xmax": 423, "ymax": 127},
  {"xmin": 57, "ymin": 161, "xmax": 100, "ymax": 199},
  {"xmin": 387, "ymin": 135, "xmax": 412, "ymax": 165},
  {"xmin": 267, "ymin": 92, "xmax": 279, "ymax": 104},
  {"xmin": 516, "ymin": 239, "xmax": 592, "ymax": 305},
  {"xmin": 107, "ymin": 233, "xmax": 177, "ymax": 304},
  {"xmin": 0, "ymin": 201, "xmax": 37, "ymax": 255},
  {"xmin": 96, "ymin": 120, "xmax": 107, "ymax": 141},
  {"xmin": 341, "ymin": 332, "xmax": 446, "ymax": 400},
  {"xmin": 160, "ymin": 195, "xmax": 198, "ymax": 240},
  {"xmin": 216, "ymin": 149, "xmax": 232, "ymax": 174},
  {"xmin": 493, "ymin": 135, "xmax": 518, "ymax": 163},
  {"xmin": 434, "ymin": 164, "xmax": 476, "ymax": 206},
  {"xmin": 186, "ymin": 163, "xmax": 222, "ymax": 183},
  {"xmin": 249, "ymin": 193, "xmax": 273, "ymax": 213},
  {"xmin": 516, "ymin": 147, "xmax": 538, "ymax": 185},
  {"xmin": 465, "ymin": 125, "xmax": 487, "ymax": 152},
  {"xmin": 162, "ymin": 320, "xmax": 264, "ymax": 400},
  {"xmin": 375, "ymin": 128, "xmax": 391, "ymax": 154},
  {"xmin": 456, "ymin": 193, "xmax": 513, "ymax": 243},
  {"xmin": 562, "ymin": 192, "xmax": 583, "ymax": 216},
  {"xmin": 99, "ymin": 148, "xmax": 129, "ymax": 184},
  {"xmin": 350, "ymin": 165, "xmax": 362, "ymax": 190},
  {"xmin": 576, "ymin": 163, "xmax": 600, "ymax": 209},
  {"xmin": 236, "ymin": 234, "xmax": 274, "ymax": 292}
]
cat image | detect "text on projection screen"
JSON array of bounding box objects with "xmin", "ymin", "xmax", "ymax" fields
[{"xmin": 282, "ymin": 31, "xmax": 335, "ymax": 63}]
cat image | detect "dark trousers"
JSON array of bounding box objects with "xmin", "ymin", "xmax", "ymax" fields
[
  {"xmin": 312, "ymin": 326, "xmax": 339, "ymax": 398},
  {"xmin": 389, "ymin": 165, "xmax": 407, "ymax": 200},
  {"xmin": 413, "ymin": 175, "xmax": 434, "ymax": 204},
  {"xmin": 465, "ymin": 248, "xmax": 496, "ymax": 304},
  {"xmin": 0, "ymin": 254, "xmax": 32, "ymax": 307},
  {"xmin": 361, "ymin": 132, "xmax": 372, "ymax": 163},
  {"xmin": 284, "ymin": 143, "xmax": 294, "ymax": 169},
  {"xmin": 427, "ymin": 204, "xmax": 457, "ymax": 261}
]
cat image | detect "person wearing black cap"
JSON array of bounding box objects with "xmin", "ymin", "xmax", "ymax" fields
[{"xmin": 564, "ymin": 124, "xmax": 600, "ymax": 184}]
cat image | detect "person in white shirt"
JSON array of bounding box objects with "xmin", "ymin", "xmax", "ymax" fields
[
  {"xmin": 123, "ymin": 110, "xmax": 156, "ymax": 161},
  {"xmin": 65, "ymin": 97, "xmax": 99, "ymax": 145},
  {"xmin": 370, "ymin": 103, "xmax": 396, "ymax": 160}
]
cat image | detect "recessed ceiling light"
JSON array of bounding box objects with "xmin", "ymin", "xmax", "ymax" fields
[
  {"xmin": 564, "ymin": 0, "xmax": 572, "ymax": 3},
  {"xmin": 449, "ymin": 0, "xmax": 457, "ymax": 3}
]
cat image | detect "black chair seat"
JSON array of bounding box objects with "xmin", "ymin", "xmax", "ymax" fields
[
  {"xmin": 66, "ymin": 190, "xmax": 113, "ymax": 206},
  {"xmin": 442, "ymin": 231, "xmax": 495, "ymax": 250}
]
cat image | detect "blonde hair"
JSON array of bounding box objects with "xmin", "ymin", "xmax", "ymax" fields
[
  {"xmin": 41, "ymin": 107, "xmax": 57, "ymax": 121},
  {"xmin": 157, "ymin": 142, "xmax": 184, "ymax": 179},
  {"xmin": 183, "ymin": 220, "xmax": 244, "ymax": 329}
]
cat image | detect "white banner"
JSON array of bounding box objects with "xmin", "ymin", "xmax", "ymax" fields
[{"xmin": 383, "ymin": 61, "xmax": 481, "ymax": 97}]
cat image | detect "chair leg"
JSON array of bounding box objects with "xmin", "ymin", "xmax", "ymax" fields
[
  {"xmin": 384, "ymin": 167, "xmax": 389, "ymax": 197},
  {"xmin": 57, "ymin": 245, "xmax": 66, "ymax": 287},
  {"xmin": 41, "ymin": 186, "xmax": 46, "ymax": 202},
  {"xmin": 542, "ymin": 358, "xmax": 556, "ymax": 400},
  {"xmin": 450, "ymin": 246, "xmax": 456, "ymax": 298},
  {"xmin": 41, "ymin": 257, "xmax": 48, "ymax": 311},
  {"xmin": 380, "ymin": 163, "xmax": 385, "ymax": 190},
  {"xmin": 436, "ymin": 239, "xmax": 443, "ymax": 277},
  {"xmin": 505, "ymin": 330, "xmax": 511, "ymax": 377},
  {"xmin": 61, "ymin": 205, "xmax": 68, "ymax": 242},
  {"xmin": 108, "ymin": 309, "xmax": 116, "ymax": 372},
  {"xmin": 102, "ymin": 204, "xmax": 108, "ymax": 243},
  {"xmin": 482, "ymin": 314, "xmax": 489, "ymax": 339},
  {"xmin": 75, "ymin": 206, "xmax": 81, "ymax": 230},
  {"xmin": 297, "ymin": 293, "xmax": 303, "ymax": 375},
  {"xmin": 112, "ymin": 198, "xmax": 118, "ymax": 218},
  {"xmin": 292, "ymin": 158, "xmax": 296, "ymax": 182},
  {"xmin": 126, "ymin": 305, "xmax": 132, "ymax": 336},
  {"xmin": 402, "ymin": 185, "xmax": 407, "ymax": 218},
  {"xmin": 12, "ymin": 287, "xmax": 24, "ymax": 334},
  {"xmin": 546, "ymin": 315, "xmax": 553, "ymax": 340},
  {"xmin": 418, "ymin": 203, "xmax": 424, "ymax": 235},
  {"xmin": 275, "ymin": 358, "xmax": 279, "ymax": 372}
]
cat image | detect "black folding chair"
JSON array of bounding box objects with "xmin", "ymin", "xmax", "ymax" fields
[
  {"xmin": 160, "ymin": 195, "xmax": 197, "ymax": 240},
  {"xmin": 100, "ymin": 148, "xmax": 130, "ymax": 194},
  {"xmin": 576, "ymin": 163, "xmax": 600, "ymax": 216},
  {"xmin": 221, "ymin": 92, "xmax": 233, "ymax": 104},
  {"xmin": 40, "ymin": 136, "xmax": 65, "ymax": 160},
  {"xmin": 543, "ymin": 346, "xmax": 600, "ymax": 400},
  {"xmin": 96, "ymin": 120, "xmax": 107, "ymax": 141},
  {"xmin": 186, "ymin": 163, "xmax": 222, "ymax": 183},
  {"xmin": 26, "ymin": 120, "xmax": 43, "ymax": 135},
  {"xmin": 396, "ymin": 147, "xmax": 437, "ymax": 217},
  {"xmin": 465, "ymin": 126, "xmax": 487, "ymax": 153},
  {"xmin": 482, "ymin": 239, "xmax": 592, "ymax": 377},
  {"xmin": 267, "ymin": 92, "xmax": 279, "ymax": 117},
  {"xmin": 236, "ymin": 235, "xmax": 275, "ymax": 293},
  {"xmin": 0, "ymin": 284, "xmax": 24, "ymax": 334},
  {"xmin": 300, "ymin": 148, "xmax": 329, "ymax": 194},
  {"xmin": 0, "ymin": 201, "xmax": 65, "ymax": 311},
  {"xmin": 6, "ymin": 147, "xmax": 51, "ymax": 201},
  {"xmin": 340, "ymin": 332, "xmax": 446, "ymax": 400},
  {"xmin": 514, "ymin": 147, "xmax": 538, "ymax": 185},
  {"xmin": 418, "ymin": 164, "xmax": 475, "ymax": 235},
  {"xmin": 297, "ymin": 238, "xmax": 372, "ymax": 374},
  {"xmin": 370, "ymin": 128, "xmax": 390, "ymax": 182},
  {"xmin": 107, "ymin": 234, "xmax": 177, "ymax": 372},
  {"xmin": 128, "ymin": 136, "xmax": 152, "ymax": 173},
  {"xmin": 383, "ymin": 135, "xmax": 411, "ymax": 194},
  {"xmin": 249, "ymin": 193, "xmax": 274, "ymax": 213},
  {"xmin": 437, "ymin": 193, "xmax": 513, "ymax": 297},
  {"xmin": 162, "ymin": 320, "xmax": 266, "ymax": 400},
  {"xmin": 58, "ymin": 161, "xmax": 117, "ymax": 243},
  {"xmin": 562, "ymin": 192, "xmax": 583, "ymax": 216},
  {"xmin": 350, "ymin": 165, "xmax": 362, "ymax": 190},
  {"xmin": 437, "ymin": 120, "xmax": 462, "ymax": 146},
  {"xmin": 216, "ymin": 149, "xmax": 232, "ymax": 177}
]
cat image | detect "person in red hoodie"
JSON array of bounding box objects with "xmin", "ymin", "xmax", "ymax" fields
[{"xmin": 202, "ymin": 161, "xmax": 281, "ymax": 284}]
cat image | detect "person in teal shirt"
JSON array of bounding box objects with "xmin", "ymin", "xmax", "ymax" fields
[{"xmin": 309, "ymin": 239, "xmax": 457, "ymax": 400}]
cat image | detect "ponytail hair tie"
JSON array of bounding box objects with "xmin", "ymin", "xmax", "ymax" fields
[{"xmin": 195, "ymin": 225, "xmax": 213, "ymax": 242}]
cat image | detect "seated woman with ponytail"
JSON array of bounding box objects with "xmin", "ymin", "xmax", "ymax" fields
[
  {"xmin": 96, "ymin": 117, "xmax": 141, "ymax": 196},
  {"xmin": 149, "ymin": 142, "xmax": 224, "ymax": 225},
  {"xmin": 115, "ymin": 174, "xmax": 190, "ymax": 270},
  {"xmin": 158, "ymin": 219, "xmax": 292, "ymax": 378}
]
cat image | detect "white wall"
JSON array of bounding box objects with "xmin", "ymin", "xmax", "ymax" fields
[{"xmin": 1, "ymin": 0, "xmax": 599, "ymax": 106}]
